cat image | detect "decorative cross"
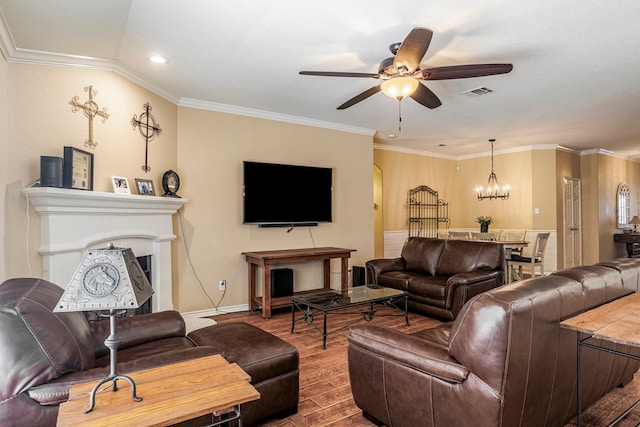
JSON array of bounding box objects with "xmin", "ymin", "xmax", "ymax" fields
[
  {"xmin": 131, "ymin": 103, "xmax": 162, "ymax": 173},
  {"xmin": 69, "ymin": 86, "xmax": 110, "ymax": 149}
]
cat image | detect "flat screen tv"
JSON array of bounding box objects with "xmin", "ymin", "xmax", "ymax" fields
[{"xmin": 243, "ymin": 161, "xmax": 333, "ymax": 226}]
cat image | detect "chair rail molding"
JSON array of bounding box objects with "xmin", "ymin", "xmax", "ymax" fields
[{"xmin": 23, "ymin": 187, "xmax": 187, "ymax": 312}]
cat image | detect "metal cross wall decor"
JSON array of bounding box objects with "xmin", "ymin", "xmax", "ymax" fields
[
  {"xmin": 131, "ymin": 103, "xmax": 162, "ymax": 173},
  {"xmin": 69, "ymin": 85, "xmax": 110, "ymax": 149}
]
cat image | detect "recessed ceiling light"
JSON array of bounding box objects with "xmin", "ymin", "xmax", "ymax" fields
[
  {"xmin": 150, "ymin": 55, "xmax": 168, "ymax": 64},
  {"xmin": 387, "ymin": 133, "xmax": 397, "ymax": 139}
]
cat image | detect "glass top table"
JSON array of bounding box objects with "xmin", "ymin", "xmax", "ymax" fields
[{"xmin": 291, "ymin": 284, "xmax": 408, "ymax": 349}]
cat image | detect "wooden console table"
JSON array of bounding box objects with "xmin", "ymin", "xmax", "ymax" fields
[
  {"xmin": 614, "ymin": 232, "xmax": 640, "ymax": 257},
  {"xmin": 57, "ymin": 354, "xmax": 259, "ymax": 427},
  {"xmin": 560, "ymin": 292, "xmax": 640, "ymax": 426},
  {"xmin": 243, "ymin": 247, "xmax": 356, "ymax": 319}
]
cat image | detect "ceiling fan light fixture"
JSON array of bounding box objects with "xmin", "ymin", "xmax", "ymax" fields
[{"xmin": 381, "ymin": 77, "xmax": 419, "ymax": 100}]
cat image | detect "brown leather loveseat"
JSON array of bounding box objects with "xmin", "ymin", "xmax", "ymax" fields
[
  {"xmin": 348, "ymin": 258, "xmax": 640, "ymax": 427},
  {"xmin": 0, "ymin": 278, "xmax": 299, "ymax": 427},
  {"xmin": 366, "ymin": 237, "xmax": 505, "ymax": 320}
]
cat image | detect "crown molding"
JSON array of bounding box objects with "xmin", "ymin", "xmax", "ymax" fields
[
  {"xmin": 179, "ymin": 98, "xmax": 375, "ymax": 136},
  {"xmin": 372, "ymin": 143, "xmax": 457, "ymax": 160}
]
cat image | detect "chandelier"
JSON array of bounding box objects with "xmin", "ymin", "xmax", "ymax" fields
[{"xmin": 476, "ymin": 139, "xmax": 510, "ymax": 201}]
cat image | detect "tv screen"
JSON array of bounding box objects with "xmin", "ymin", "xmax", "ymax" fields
[{"xmin": 243, "ymin": 161, "xmax": 333, "ymax": 226}]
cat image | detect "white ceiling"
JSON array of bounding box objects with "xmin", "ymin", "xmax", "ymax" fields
[{"xmin": 1, "ymin": 0, "xmax": 639, "ymax": 158}]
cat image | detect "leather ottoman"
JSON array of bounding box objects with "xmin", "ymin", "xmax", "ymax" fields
[{"xmin": 187, "ymin": 322, "xmax": 299, "ymax": 425}]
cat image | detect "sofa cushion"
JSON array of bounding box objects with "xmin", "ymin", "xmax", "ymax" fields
[
  {"xmin": 402, "ymin": 237, "xmax": 445, "ymax": 276},
  {"xmin": 436, "ymin": 240, "xmax": 503, "ymax": 276},
  {"xmin": 376, "ymin": 271, "xmax": 416, "ymax": 291},
  {"xmin": 0, "ymin": 278, "xmax": 95, "ymax": 402},
  {"xmin": 407, "ymin": 276, "xmax": 448, "ymax": 299}
]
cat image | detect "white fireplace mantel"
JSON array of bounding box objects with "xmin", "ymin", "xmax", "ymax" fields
[{"xmin": 24, "ymin": 187, "xmax": 187, "ymax": 312}]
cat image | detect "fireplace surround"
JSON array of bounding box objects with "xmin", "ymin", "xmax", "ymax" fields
[{"xmin": 24, "ymin": 187, "xmax": 187, "ymax": 312}]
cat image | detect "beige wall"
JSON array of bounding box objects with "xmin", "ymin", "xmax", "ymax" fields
[
  {"xmin": 584, "ymin": 153, "xmax": 640, "ymax": 262},
  {"xmin": 0, "ymin": 60, "xmax": 375, "ymax": 313},
  {"xmin": 374, "ymin": 146, "xmax": 640, "ymax": 269},
  {"xmin": 1, "ymin": 62, "xmax": 178, "ymax": 279},
  {"xmin": 0, "ymin": 54, "xmax": 7, "ymax": 280},
  {"xmin": 373, "ymin": 147, "xmax": 535, "ymax": 232},
  {"xmin": 175, "ymin": 107, "xmax": 374, "ymax": 312}
]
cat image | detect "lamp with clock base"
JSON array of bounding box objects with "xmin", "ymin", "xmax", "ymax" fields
[{"xmin": 54, "ymin": 244, "xmax": 154, "ymax": 413}]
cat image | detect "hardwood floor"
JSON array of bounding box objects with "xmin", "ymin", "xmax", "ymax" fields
[
  {"xmin": 210, "ymin": 306, "xmax": 442, "ymax": 427},
  {"xmin": 210, "ymin": 306, "xmax": 640, "ymax": 427}
]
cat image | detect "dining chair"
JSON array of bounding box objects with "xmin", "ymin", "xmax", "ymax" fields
[
  {"xmin": 508, "ymin": 232, "xmax": 550, "ymax": 279},
  {"xmin": 499, "ymin": 230, "xmax": 527, "ymax": 254},
  {"xmin": 448, "ymin": 231, "xmax": 470, "ymax": 240},
  {"xmin": 470, "ymin": 232, "xmax": 497, "ymax": 241},
  {"xmin": 437, "ymin": 229, "xmax": 450, "ymax": 239}
]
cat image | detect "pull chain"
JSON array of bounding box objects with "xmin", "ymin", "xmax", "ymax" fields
[{"xmin": 398, "ymin": 99, "xmax": 402, "ymax": 132}]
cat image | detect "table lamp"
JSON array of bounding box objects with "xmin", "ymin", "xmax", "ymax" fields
[
  {"xmin": 629, "ymin": 216, "xmax": 640, "ymax": 233},
  {"xmin": 54, "ymin": 244, "xmax": 154, "ymax": 413}
]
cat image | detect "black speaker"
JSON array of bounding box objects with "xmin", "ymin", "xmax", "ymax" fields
[
  {"xmin": 352, "ymin": 266, "xmax": 366, "ymax": 286},
  {"xmin": 271, "ymin": 268, "xmax": 293, "ymax": 298},
  {"xmin": 40, "ymin": 156, "xmax": 63, "ymax": 187}
]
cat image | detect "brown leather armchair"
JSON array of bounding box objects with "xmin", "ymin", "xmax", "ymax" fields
[
  {"xmin": 366, "ymin": 237, "xmax": 505, "ymax": 320},
  {"xmin": 349, "ymin": 261, "xmax": 640, "ymax": 427},
  {"xmin": 0, "ymin": 278, "xmax": 299, "ymax": 427}
]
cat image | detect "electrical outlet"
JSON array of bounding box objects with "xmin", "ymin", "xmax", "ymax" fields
[{"xmin": 218, "ymin": 280, "xmax": 226, "ymax": 291}]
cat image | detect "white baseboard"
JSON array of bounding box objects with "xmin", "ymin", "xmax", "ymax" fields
[{"xmin": 181, "ymin": 303, "xmax": 251, "ymax": 319}]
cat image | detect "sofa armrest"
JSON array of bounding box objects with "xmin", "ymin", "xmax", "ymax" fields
[
  {"xmin": 91, "ymin": 310, "xmax": 187, "ymax": 356},
  {"xmin": 348, "ymin": 325, "xmax": 468, "ymax": 384},
  {"xmin": 446, "ymin": 270, "xmax": 503, "ymax": 316},
  {"xmin": 365, "ymin": 258, "xmax": 405, "ymax": 284},
  {"xmin": 448, "ymin": 269, "xmax": 502, "ymax": 286},
  {"xmin": 28, "ymin": 347, "xmax": 219, "ymax": 405}
]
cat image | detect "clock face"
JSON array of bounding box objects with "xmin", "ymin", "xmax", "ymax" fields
[{"xmin": 162, "ymin": 170, "xmax": 180, "ymax": 196}]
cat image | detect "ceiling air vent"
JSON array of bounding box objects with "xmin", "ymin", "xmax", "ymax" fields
[{"xmin": 462, "ymin": 87, "xmax": 494, "ymax": 96}]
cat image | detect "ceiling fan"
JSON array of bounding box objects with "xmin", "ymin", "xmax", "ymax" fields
[{"xmin": 299, "ymin": 27, "xmax": 513, "ymax": 110}]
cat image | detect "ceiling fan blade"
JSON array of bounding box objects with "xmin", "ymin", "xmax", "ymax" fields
[
  {"xmin": 394, "ymin": 28, "xmax": 433, "ymax": 72},
  {"xmin": 337, "ymin": 86, "xmax": 381, "ymax": 110},
  {"xmin": 409, "ymin": 83, "xmax": 442, "ymax": 109},
  {"xmin": 421, "ymin": 64, "xmax": 513, "ymax": 80},
  {"xmin": 299, "ymin": 71, "xmax": 380, "ymax": 78}
]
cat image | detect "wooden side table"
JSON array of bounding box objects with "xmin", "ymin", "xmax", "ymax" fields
[
  {"xmin": 57, "ymin": 354, "xmax": 260, "ymax": 427},
  {"xmin": 560, "ymin": 292, "xmax": 640, "ymax": 426}
]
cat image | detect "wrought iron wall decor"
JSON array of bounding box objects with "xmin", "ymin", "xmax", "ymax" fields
[
  {"xmin": 69, "ymin": 85, "xmax": 110, "ymax": 149},
  {"xmin": 131, "ymin": 103, "xmax": 162, "ymax": 173}
]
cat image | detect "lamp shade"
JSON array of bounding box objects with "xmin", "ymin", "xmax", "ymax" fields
[
  {"xmin": 629, "ymin": 216, "xmax": 640, "ymax": 225},
  {"xmin": 54, "ymin": 245, "xmax": 153, "ymax": 312},
  {"xmin": 380, "ymin": 77, "xmax": 419, "ymax": 99}
]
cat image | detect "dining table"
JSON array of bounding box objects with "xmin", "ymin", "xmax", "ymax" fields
[{"xmin": 497, "ymin": 240, "xmax": 529, "ymax": 282}]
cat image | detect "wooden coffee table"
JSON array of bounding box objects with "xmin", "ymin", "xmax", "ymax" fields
[{"xmin": 57, "ymin": 354, "xmax": 259, "ymax": 427}]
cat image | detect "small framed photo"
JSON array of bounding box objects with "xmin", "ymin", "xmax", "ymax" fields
[
  {"xmin": 111, "ymin": 176, "xmax": 131, "ymax": 194},
  {"xmin": 63, "ymin": 146, "xmax": 94, "ymax": 190},
  {"xmin": 135, "ymin": 178, "xmax": 156, "ymax": 196}
]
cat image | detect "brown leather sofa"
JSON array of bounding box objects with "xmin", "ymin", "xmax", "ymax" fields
[
  {"xmin": 348, "ymin": 259, "xmax": 640, "ymax": 427},
  {"xmin": 366, "ymin": 237, "xmax": 505, "ymax": 320},
  {"xmin": 0, "ymin": 278, "xmax": 299, "ymax": 427}
]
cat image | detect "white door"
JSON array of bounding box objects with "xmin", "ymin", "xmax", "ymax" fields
[{"xmin": 563, "ymin": 177, "xmax": 582, "ymax": 268}]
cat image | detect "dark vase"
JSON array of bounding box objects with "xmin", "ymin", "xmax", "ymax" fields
[{"xmin": 480, "ymin": 223, "xmax": 489, "ymax": 233}]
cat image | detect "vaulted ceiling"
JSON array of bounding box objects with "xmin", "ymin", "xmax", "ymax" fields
[{"xmin": 1, "ymin": 0, "xmax": 639, "ymax": 158}]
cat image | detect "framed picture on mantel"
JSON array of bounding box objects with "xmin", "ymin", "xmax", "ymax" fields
[{"xmin": 63, "ymin": 146, "xmax": 93, "ymax": 190}]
